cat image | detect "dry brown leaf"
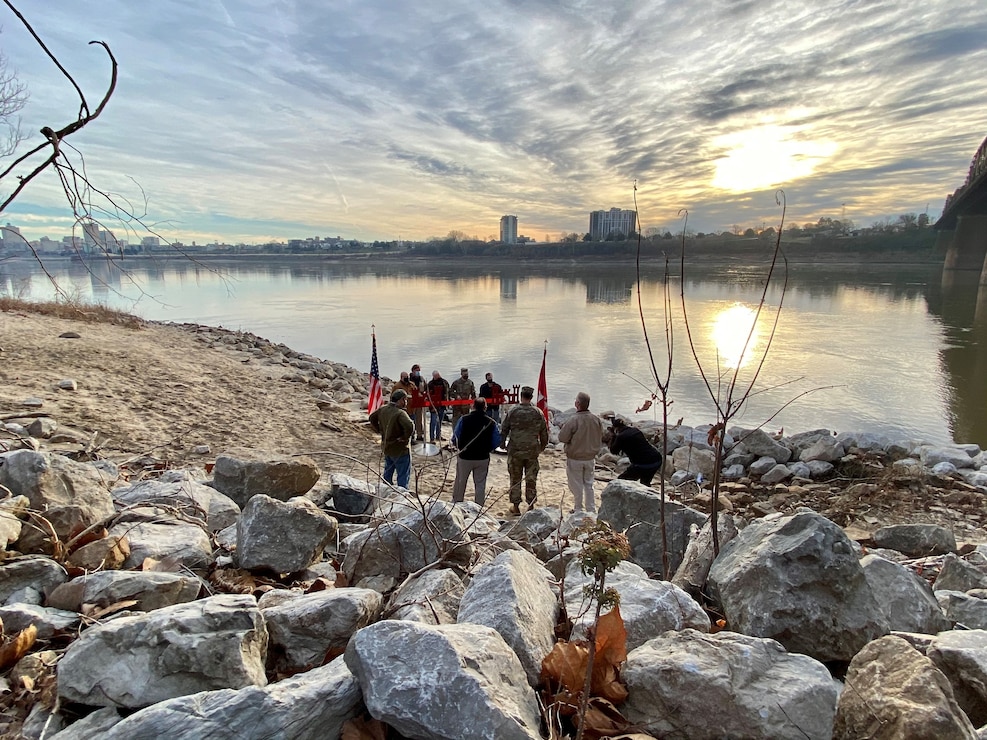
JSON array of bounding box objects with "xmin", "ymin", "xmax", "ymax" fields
[
  {"xmin": 67, "ymin": 526, "xmax": 108, "ymax": 553},
  {"xmin": 0, "ymin": 625, "xmax": 37, "ymax": 671},
  {"xmin": 82, "ymin": 599, "xmax": 139, "ymax": 620},
  {"xmin": 582, "ymin": 697, "xmax": 632, "ymax": 738},
  {"xmin": 19, "ymin": 675, "xmax": 34, "ymax": 692},
  {"xmin": 209, "ymin": 568, "xmax": 257, "ymax": 595},
  {"xmin": 341, "ymin": 715, "xmax": 388, "ymax": 739},
  {"xmin": 304, "ymin": 577, "xmax": 335, "ymax": 594},
  {"xmin": 542, "ymin": 640, "xmax": 590, "ymax": 695},
  {"xmin": 591, "ymin": 607, "xmax": 628, "ymax": 703},
  {"xmin": 334, "ymin": 570, "xmax": 350, "ymax": 588}
]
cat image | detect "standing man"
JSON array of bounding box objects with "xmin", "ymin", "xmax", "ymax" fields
[
  {"xmin": 449, "ymin": 367, "xmax": 476, "ymax": 430},
  {"xmin": 558, "ymin": 391, "xmax": 604, "ymax": 513},
  {"xmin": 426, "ymin": 370, "xmax": 450, "ymax": 442},
  {"xmin": 479, "ymin": 371, "xmax": 504, "ymax": 423},
  {"xmin": 609, "ymin": 417, "xmax": 663, "ymax": 485},
  {"xmin": 409, "ymin": 364, "xmax": 427, "ymax": 442},
  {"xmin": 368, "ymin": 389, "xmax": 415, "ymax": 489},
  {"xmin": 500, "ymin": 385, "xmax": 549, "ymax": 515},
  {"xmin": 451, "ymin": 398, "xmax": 501, "ymax": 506}
]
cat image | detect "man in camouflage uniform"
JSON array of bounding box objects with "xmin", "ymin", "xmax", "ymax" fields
[
  {"xmin": 500, "ymin": 385, "xmax": 549, "ymax": 515},
  {"xmin": 449, "ymin": 367, "xmax": 476, "ymax": 429}
]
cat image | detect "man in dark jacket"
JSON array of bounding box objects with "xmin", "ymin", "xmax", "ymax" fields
[
  {"xmin": 609, "ymin": 417, "xmax": 663, "ymax": 486},
  {"xmin": 369, "ymin": 389, "xmax": 415, "ymax": 488},
  {"xmin": 451, "ymin": 398, "xmax": 501, "ymax": 505}
]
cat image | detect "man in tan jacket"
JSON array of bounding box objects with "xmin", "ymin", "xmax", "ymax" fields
[{"xmin": 558, "ymin": 391, "xmax": 604, "ymax": 513}]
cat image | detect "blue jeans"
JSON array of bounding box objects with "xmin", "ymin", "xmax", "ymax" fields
[
  {"xmin": 384, "ymin": 452, "xmax": 412, "ymax": 489},
  {"xmin": 429, "ymin": 411, "xmax": 442, "ymax": 441}
]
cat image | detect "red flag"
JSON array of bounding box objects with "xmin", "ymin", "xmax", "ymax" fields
[
  {"xmin": 367, "ymin": 331, "xmax": 384, "ymax": 415},
  {"xmin": 536, "ymin": 345, "xmax": 548, "ymax": 422}
]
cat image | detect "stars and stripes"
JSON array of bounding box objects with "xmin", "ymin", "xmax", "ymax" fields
[{"xmin": 367, "ymin": 330, "xmax": 384, "ymax": 415}]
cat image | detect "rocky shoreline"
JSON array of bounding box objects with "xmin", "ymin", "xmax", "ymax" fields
[{"xmin": 1, "ymin": 311, "xmax": 987, "ymax": 738}]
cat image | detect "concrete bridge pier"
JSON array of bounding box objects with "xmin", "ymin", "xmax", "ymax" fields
[{"xmin": 941, "ymin": 215, "xmax": 987, "ymax": 277}]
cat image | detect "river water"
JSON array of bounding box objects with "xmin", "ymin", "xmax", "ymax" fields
[{"xmin": 2, "ymin": 255, "xmax": 983, "ymax": 447}]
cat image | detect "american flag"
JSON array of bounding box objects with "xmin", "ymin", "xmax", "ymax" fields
[{"xmin": 367, "ymin": 331, "xmax": 384, "ymax": 415}]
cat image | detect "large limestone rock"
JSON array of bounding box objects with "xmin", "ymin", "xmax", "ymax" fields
[
  {"xmin": 707, "ymin": 509, "xmax": 888, "ymax": 662},
  {"xmin": 598, "ymin": 479, "xmax": 706, "ymax": 578},
  {"xmin": 107, "ymin": 518, "xmax": 213, "ymax": 572},
  {"xmin": 872, "ymin": 523, "xmax": 957, "ymax": 557},
  {"xmin": 0, "ymin": 603, "xmax": 79, "ymax": 638},
  {"xmin": 731, "ymin": 427, "xmax": 792, "ymax": 462},
  {"xmin": 386, "ymin": 568, "xmax": 465, "ymax": 624},
  {"xmin": 91, "ymin": 657, "xmax": 361, "ymax": 740},
  {"xmin": 341, "ymin": 500, "xmax": 472, "ymax": 582},
  {"xmin": 236, "ymin": 494, "xmax": 337, "ymax": 573},
  {"xmin": 936, "ymin": 553, "xmax": 987, "ymax": 593},
  {"xmin": 672, "ymin": 513, "xmax": 739, "ymax": 598},
  {"xmin": 212, "ymin": 448, "xmax": 321, "ymax": 508},
  {"xmin": 47, "ymin": 570, "xmax": 201, "ymax": 613},
  {"xmin": 623, "ymin": 629, "xmax": 839, "ymax": 739},
  {"xmin": 112, "ymin": 475, "xmax": 240, "ymax": 532},
  {"xmin": 499, "ymin": 506, "xmax": 564, "ymax": 549},
  {"xmin": 57, "ymin": 594, "xmax": 268, "ymax": 708},
  {"xmin": 671, "ymin": 445, "xmax": 717, "ymax": 476},
  {"xmin": 938, "ymin": 590, "xmax": 987, "ymax": 630},
  {"xmin": 0, "ymin": 555, "xmax": 67, "ymax": 606},
  {"xmin": 861, "ymin": 554, "xmax": 951, "ymax": 634},
  {"xmin": 929, "ymin": 630, "xmax": 987, "ymax": 727},
  {"xmin": 834, "ymin": 635, "xmax": 977, "ymax": 739},
  {"xmin": 0, "ymin": 450, "xmax": 115, "ymax": 554},
  {"xmin": 457, "ymin": 549, "xmax": 559, "ymax": 686},
  {"xmin": 345, "ymin": 620, "xmax": 542, "ymax": 740},
  {"xmin": 327, "ymin": 472, "xmax": 376, "ymax": 522},
  {"xmin": 564, "ymin": 559, "xmax": 709, "ymax": 651},
  {"xmin": 263, "ymin": 588, "xmax": 382, "ymax": 673}
]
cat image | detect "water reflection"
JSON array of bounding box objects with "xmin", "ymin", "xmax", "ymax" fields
[{"xmin": 0, "ymin": 256, "xmax": 975, "ymax": 445}]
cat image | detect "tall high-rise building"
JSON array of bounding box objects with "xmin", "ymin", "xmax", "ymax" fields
[
  {"xmin": 500, "ymin": 215, "xmax": 518, "ymax": 244},
  {"xmin": 589, "ymin": 208, "xmax": 637, "ymax": 241}
]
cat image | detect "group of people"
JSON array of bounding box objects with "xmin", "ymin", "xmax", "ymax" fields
[{"xmin": 369, "ymin": 369, "xmax": 665, "ymax": 516}]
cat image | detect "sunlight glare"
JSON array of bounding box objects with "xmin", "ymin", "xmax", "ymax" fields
[
  {"xmin": 712, "ymin": 125, "xmax": 837, "ymax": 192},
  {"xmin": 712, "ymin": 304, "xmax": 760, "ymax": 369}
]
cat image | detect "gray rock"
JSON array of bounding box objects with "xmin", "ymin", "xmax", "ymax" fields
[
  {"xmin": 671, "ymin": 445, "xmax": 717, "ymax": 476},
  {"xmin": 49, "ymin": 570, "xmax": 201, "ymax": 612},
  {"xmin": 787, "ymin": 461, "xmax": 812, "ymax": 479},
  {"xmin": 799, "ymin": 437, "xmax": 845, "ymax": 463},
  {"xmin": 0, "ymin": 603, "xmax": 79, "ymax": 638},
  {"xmin": 342, "ymin": 500, "xmax": 472, "ymax": 582},
  {"xmin": 564, "ymin": 559, "xmax": 709, "ymax": 651},
  {"xmin": 708, "ymin": 509, "xmax": 888, "ymax": 662},
  {"xmin": 624, "ymin": 629, "xmax": 839, "ymax": 739},
  {"xmin": 57, "ymin": 594, "xmax": 268, "ymax": 708},
  {"xmin": 0, "ymin": 556, "xmax": 67, "ymax": 606},
  {"xmin": 929, "ymin": 629, "xmax": 987, "ymax": 728},
  {"xmin": 212, "ymin": 449, "xmax": 321, "ymax": 507},
  {"xmin": 732, "ymin": 428, "xmax": 792, "ymax": 462},
  {"xmin": 672, "ymin": 514, "xmax": 739, "ymax": 598},
  {"xmin": 936, "ymin": 553, "xmax": 987, "ymax": 593},
  {"xmin": 499, "ymin": 506, "xmax": 564, "ymax": 548},
  {"xmin": 806, "ymin": 460, "xmax": 835, "ymax": 478},
  {"xmin": 720, "ymin": 463, "xmax": 746, "ymax": 481},
  {"xmin": 345, "ymin": 620, "xmax": 541, "ymax": 740},
  {"xmin": 598, "ymin": 479, "xmax": 706, "ymax": 578},
  {"xmin": 934, "ymin": 461, "xmax": 960, "ymax": 476},
  {"xmin": 94, "ymin": 656, "xmax": 361, "ymax": 740},
  {"xmin": 458, "ymin": 550, "xmax": 559, "ymax": 686},
  {"xmin": 836, "ymin": 431, "xmax": 893, "ymax": 452},
  {"xmin": 112, "ymin": 477, "xmax": 239, "ymax": 532},
  {"xmin": 938, "ymin": 590, "xmax": 987, "ymax": 630},
  {"xmin": 0, "ymin": 450, "xmax": 115, "ymax": 554},
  {"xmin": 237, "ymin": 495, "xmax": 337, "ymax": 574},
  {"xmin": 387, "ymin": 568, "xmax": 465, "ymax": 624},
  {"xmin": 48, "ymin": 708, "xmax": 122, "ymax": 740},
  {"xmin": 327, "ymin": 472, "xmax": 376, "ymax": 522},
  {"xmin": 920, "ymin": 446, "xmax": 977, "ymax": 469},
  {"xmin": 264, "ymin": 588, "xmax": 382, "ymax": 673},
  {"xmin": 26, "ymin": 417, "xmax": 57, "ymax": 439},
  {"xmin": 108, "ymin": 519, "xmax": 214, "ymax": 572},
  {"xmin": 761, "ymin": 463, "xmax": 792, "ymax": 484},
  {"xmin": 57, "ymin": 379, "xmax": 78, "ymax": 391},
  {"xmin": 861, "ymin": 554, "xmax": 951, "ymax": 634},
  {"xmin": 834, "ymin": 635, "xmax": 977, "ymax": 739},
  {"xmin": 749, "ymin": 456, "xmax": 778, "ymax": 475},
  {"xmin": 872, "ymin": 523, "xmax": 957, "ymax": 557}
]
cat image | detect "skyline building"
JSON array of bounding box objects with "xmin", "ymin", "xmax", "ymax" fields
[
  {"xmin": 500, "ymin": 214, "xmax": 518, "ymax": 244},
  {"xmin": 589, "ymin": 208, "xmax": 637, "ymax": 241}
]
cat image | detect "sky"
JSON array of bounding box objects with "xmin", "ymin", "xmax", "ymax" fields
[{"xmin": 2, "ymin": 0, "xmax": 986, "ymax": 245}]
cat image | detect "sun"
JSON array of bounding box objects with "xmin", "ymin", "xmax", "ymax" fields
[{"xmin": 712, "ymin": 124, "xmax": 837, "ymax": 192}]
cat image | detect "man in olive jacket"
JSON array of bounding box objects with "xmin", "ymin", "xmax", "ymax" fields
[
  {"xmin": 500, "ymin": 386, "xmax": 549, "ymax": 515},
  {"xmin": 369, "ymin": 389, "xmax": 415, "ymax": 489}
]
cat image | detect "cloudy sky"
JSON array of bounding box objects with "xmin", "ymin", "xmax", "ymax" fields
[{"xmin": 3, "ymin": 0, "xmax": 986, "ymax": 244}]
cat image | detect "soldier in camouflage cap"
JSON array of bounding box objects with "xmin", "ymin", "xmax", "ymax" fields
[{"xmin": 500, "ymin": 385, "xmax": 549, "ymax": 515}]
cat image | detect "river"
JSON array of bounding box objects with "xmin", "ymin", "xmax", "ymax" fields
[{"xmin": 2, "ymin": 254, "xmax": 983, "ymax": 447}]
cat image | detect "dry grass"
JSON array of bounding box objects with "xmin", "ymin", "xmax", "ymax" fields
[{"xmin": 0, "ymin": 296, "xmax": 144, "ymax": 330}]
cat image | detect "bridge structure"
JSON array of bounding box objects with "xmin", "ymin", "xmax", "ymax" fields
[{"xmin": 936, "ymin": 135, "xmax": 987, "ymax": 283}]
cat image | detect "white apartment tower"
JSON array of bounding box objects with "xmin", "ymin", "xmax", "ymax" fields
[
  {"xmin": 500, "ymin": 215, "xmax": 518, "ymax": 244},
  {"xmin": 589, "ymin": 208, "xmax": 637, "ymax": 241}
]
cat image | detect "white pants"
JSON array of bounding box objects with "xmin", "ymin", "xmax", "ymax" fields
[{"xmin": 566, "ymin": 458, "xmax": 596, "ymax": 512}]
